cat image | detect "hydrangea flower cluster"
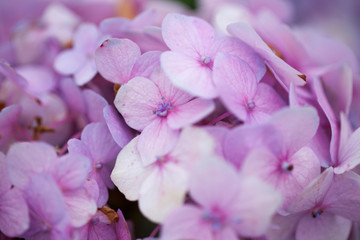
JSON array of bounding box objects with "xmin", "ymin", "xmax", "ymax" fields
[{"xmin": 1, "ymin": 0, "xmax": 360, "ymax": 239}]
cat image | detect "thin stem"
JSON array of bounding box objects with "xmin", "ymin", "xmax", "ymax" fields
[
  {"xmin": 149, "ymin": 224, "xmax": 161, "ymax": 238},
  {"xmin": 208, "ymin": 112, "xmax": 232, "ymax": 126}
]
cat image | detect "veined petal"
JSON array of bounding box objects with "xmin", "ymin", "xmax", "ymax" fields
[
  {"xmin": 269, "ymin": 106, "xmax": 320, "ymax": 157},
  {"xmin": 95, "ymin": 38, "xmax": 141, "ymax": 84},
  {"xmin": 296, "ymin": 212, "xmax": 351, "ymax": 240},
  {"xmin": 212, "ymin": 36, "xmax": 266, "ymax": 81},
  {"xmin": 103, "ymin": 105, "xmax": 134, "ymax": 148},
  {"xmin": 213, "ymin": 53, "xmax": 257, "ymax": 121},
  {"xmin": 139, "ymin": 163, "xmax": 188, "ymax": 223},
  {"xmin": 7, "ymin": 142, "xmax": 57, "ymax": 189},
  {"xmin": 167, "ymin": 98, "xmax": 215, "ymax": 129},
  {"xmin": 161, "ymin": 51, "xmax": 218, "ymax": 98},
  {"xmin": 110, "ymin": 137, "xmax": 151, "ymax": 201},
  {"xmin": 0, "ymin": 188, "xmax": 30, "ymax": 237},
  {"xmin": 114, "ymin": 77, "xmax": 160, "ymax": 130},
  {"xmin": 162, "ymin": 13, "xmax": 215, "ymax": 57},
  {"xmin": 137, "ymin": 119, "xmax": 179, "ymax": 166}
]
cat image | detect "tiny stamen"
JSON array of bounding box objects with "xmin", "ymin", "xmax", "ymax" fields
[
  {"xmin": 153, "ymin": 96, "xmax": 173, "ymax": 117},
  {"xmin": 246, "ymin": 100, "xmax": 255, "ymax": 110},
  {"xmin": 281, "ymin": 162, "xmax": 294, "ymax": 173},
  {"xmin": 311, "ymin": 209, "xmax": 324, "ymax": 218},
  {"xmin": 202, "ymin": 209, "xmax": 225, "ymax": 232},
  {"xmin": 95, "ymin": 162, "xmax": 103, "ymax": 169},
  {"xmin": 201, "ymin": 55, "xmax": 211, "ymax": 65}
]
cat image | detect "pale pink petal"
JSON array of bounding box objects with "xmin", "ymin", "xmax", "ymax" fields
[
  {"xmin": 24, "ymin": 174, "xmax": 67, "ymax": 226},
  {"xmin": 162, "ymin": 13, "xmax": 215, "ymax": 57},
  {"xmin": 54, "ymin": 50, "xmax": 86, "ymax": 75},
  {"xmin": 103, "ymin": 105, "xmax": 134, "ymax": 148},
  {"xmin": 0, "ymin": 188, "xmax": 30, "ymax": 237},
  {"xmin": 114, "ymin": 77, "xmax": 160, "ymax": 131},
  {"xmin": 189, "ymin": 157, "xmax": 241, "ymax": 210},
  {"xmin": 167, "ymin": 98, "xmax": 215, "ymax": 129},
  {"xmin": 241, "ymin": 148, "xmax": 281, "ymax": 187},
  {"xmin": 161, "ymin": 205, "xmax": 212, "ymax": 240},
  {"xmin": 63, "ymin": 189, "xmax": 97, "ymax": 227},
  {"xmin": 212, "ymin": 36, "xmax": 266, "ymax": 81},
  {"xmin": 215, "ymin": 227, "xmax": 239, "ymax": 240},
  {"xmin": 249, "ymin": 82, "xmax": 285, "ymax": 123},
  {"xmin": 95, "ymin": 38, "xmax": 141, "ymax": 84},
  {"xmin": 224, "ymin": 125, "xmax": 281, "ymax": 170},
  {"xmin": 83, "ymin": 89, "xmax": 108, "ymax": 123},
  {"xmin": 137, "ymin": 119, "xmax": 179, "ymax": 166},
  {"xmin": 73, "ymin": 23, "xmax": 100, "ymax": 54},
  {"xmin": 290, "ymin": 167, "xmax": 334, "ymax": 213},
  {"xmin": 296, "ymin": 212, "xmax": 351, "ymax": 240},
  {"xmin": 269, "ymin": 106, "xmax": 320, "ymax": 156},
  {"xmin": 16, "ymin": 65, "xmax": 56, "ymax": 97},
  {"xmin": 50, "ymin": 154, "xmax": 91, "ymax": 191},
  {"xmin": 6, "ymin": 142, "xmax": 57, "ymax": 189},
  {"xmin": 110, "ymin": 137, "xmax": 151, "ymax": 201},
  {"xmin": 161, "ymin": 51, "xmax": 217, "ymax": 98},
  {"xmin": 313, "ymin": 77, "xmax": 339, "ymax": 163},
  {"xmin": 281, "ymin": 147, "xmax": 320, "ymax": 209},
  {"xmin": 81, "ymin": 122, "xmax": 121, "ymax": 164},
  {"xmin": 233, "ymin": 177, "xmax": 282, "ymax": 237},
  {"xmin": 130, "ymin": 51, "xmax": 161, "ymax": 78},
  {"xmin": 150, "ymin": 67, "xmax": 193, "ymax": 105},
  {"xmin": 323, "ymin": 172, "xmax": 360, "ymax": 221},
  {"xmin": 73, "ymin": 60, "xmax": 97, "ymax": 86},
  {"xmin": 59, "ymin": 78, "xmax": 86, "ymax": 115},
  {"xmin": 319, "ymin": 63, "xmax": 353, "ymax": 116},
  {"xmin": 266, "ymin": 213, "xmax": 302, "ymax": 240},
  {"xmin": 213, "ymin": 52, "xmax": 257, "ymax": 121},
  {"xmin": 0, "ymin": 152, "xmax": 11, "ymax": 193},
  {"xmin": 202, "ymin": 126, "xmax": 229, "ymax": 158},
  {"xmin": 336, "ymin": 121, "xmax": 360, "ymax": 174},
  {"xmin": 170, "ymin": 126, "xmax": 216, "ymax": 170},
  {"xmin": 99, "ymin": 17, "xmax": 131, "ymax": 37},
  {"xmin": 139, "ymin": 163, "xmax": 188, "ymax": 223},
  {"xmin": 227, "ymin": 23, "xmax": 306, "ymax": 89}
]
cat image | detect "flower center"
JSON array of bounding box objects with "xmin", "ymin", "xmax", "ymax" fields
[
  {"xmin": 246, "ymin": 100, "xmax": 255, "ymax": 110},
  {"xmin": 95, "ymin": 162, "xmax": 103, "ymax": 169},
  {"xmin": 201, "ymin": 55, "xmax": 212, "ymax": 65},
  {"xmin": 281, "ymin": 162, "xmax": 294, "ymax": 173},
  {"xmin": 202, "ymin": 208, "xmax": 226, "ymax": 231},
  {"xmin": 311, "ymin": 209, "xmax": 324, "ymax": 218},
  {"xmin": 153, "ymin": 97, "xmax": 173, "ymax": 117}
]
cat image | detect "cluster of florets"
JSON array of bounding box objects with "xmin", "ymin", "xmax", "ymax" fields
[{"xmin": 1, "ymin": 0, "xmax": 360, "ymax": 239}]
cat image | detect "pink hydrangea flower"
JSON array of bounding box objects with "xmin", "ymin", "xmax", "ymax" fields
[{"xmin": 115, "ymin": 68, "xmax": 215, "ymax": 165}]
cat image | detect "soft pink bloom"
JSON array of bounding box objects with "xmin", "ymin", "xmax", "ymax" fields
[
  {"xmin": 213, "ymin": 52, "xmax": 284, "ymax": 123},
  {"xmin": 160, "ymin": 158, "xmax": 282, "ymax": 239},
  {"xmin": 54, "ymin": 23, "xmax": 106, "ymax": 85},
  {"xmin": 115, "ymin": 68, "xmax": 215, "ymax": 165},
  {"xmin": 161, "ymin": 13, "xmax": 266, "ymax": 98},
  {"xmin": 68, "ymin": 122, "xmax": 122, "ymax": 207},
  {"xmin": 6, "ymin": 142, "xmax": 97, "ymax": 229},
  {"xmin": 240, "ymin": 107, "xmax": 321, "ymax": 211},
  {"xmin": 111, "ymin": 127, "xmax": 215, "ymax": 223},
  {"xmin": 269, "ymin": 167, "xmax": 360, "ymax": 240}
]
